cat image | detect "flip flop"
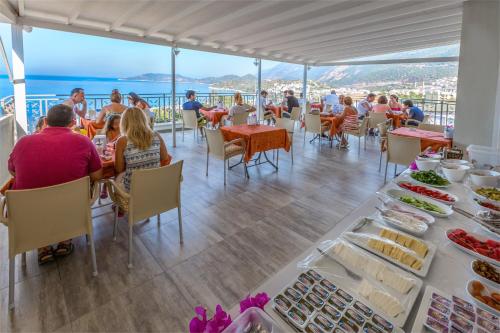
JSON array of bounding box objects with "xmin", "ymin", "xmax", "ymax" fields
[
  {"xmin": 38, "ymin": 249, "xmax": 55, "ymax": 265},
  {"xmin": 54, "ymin": 242, "xmax": 74, "ymax": 257}
]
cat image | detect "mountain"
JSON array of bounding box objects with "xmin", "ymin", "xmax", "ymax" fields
[
  {"xmin": 262, "ymin": 44, "xmax": 460, "ymax": 86},
  {"xmin": 124, "ymin": 73, "xmax": 256, "ymax": 83}
]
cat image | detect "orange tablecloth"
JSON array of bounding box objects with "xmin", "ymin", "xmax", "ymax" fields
[
  {"xmin": 200, "ymin": 108, "xmax": 228, "ymax": 127},
  {"xmin": 80, "ymin": 118, "xmax": 104, "ymax": 140},
  {"xmin": 266, "ymin": 105, "xmax": 281, "ymax": 118},
  {"xmin": 386, "ymin": 113, "xmax": 406, "ymax": 128},
  {"xmin": 391, "ymin": 127, "xmax": 452, "ymax": 151},
  {"xmin": 220, "ymin": 124, "xmax": 290, "ymax": 162},
  {"xmin": 320, "ymin": 116, "xmax": 344, "ymax": 137}
]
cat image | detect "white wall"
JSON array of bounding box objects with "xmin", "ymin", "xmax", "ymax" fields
[
  {"xmin": 0, "ymin": 114, "xmax": 14, "ymax": 185},
  {"xmin": 454, "ymin": 0, "xmax": 500, "ymax": 148}
]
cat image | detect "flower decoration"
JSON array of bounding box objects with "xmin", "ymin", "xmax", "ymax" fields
[
  {"xmin": 189, "ymin": 306, "xmax": 208, "ymax": 333},
  {"xmin": 189, "ymin": 305, "xmax": 231, "ymax": 333},
  {"xmin": 239, "ymin": 292, "xmax": 270, "ymax": 313}
]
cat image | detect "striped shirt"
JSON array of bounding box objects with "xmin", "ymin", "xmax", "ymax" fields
[{"xmin": 122, "ymin": 134, "xmax": 161, "ymax": 192}]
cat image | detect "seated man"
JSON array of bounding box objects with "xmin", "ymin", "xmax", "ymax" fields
[
  {"xmin": 63, "ymin": 87, "xmax": 87, "ymax": 119},
  {"xmin": 8, "ymin": 104, "xmax": 103, "ymax": 264},
  {"xmin": 182, "ymin": 90, "xmax": 213, "ymax": 131},
  {"xmin": 282, "ymin": 90, "xmax": 300, "ymax": 119},
  {"xmin": 260, "ymin": 90, "xmax": 276, "ymax": 124},
  {"xmin": 402, "ymin": 99, "xmax": 424, "ymax": 126},
  {"xmin": 228, "ymin": 92, "xmax": 255, "ymax": 121}
]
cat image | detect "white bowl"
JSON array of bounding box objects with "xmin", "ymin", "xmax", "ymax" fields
[
  {"xmin": 415, "ymin": 159, "xmax": 440, "ymax": 171},
  {"xmin": 441, "ymin": 159, "xmax": 469, "ymax": 167},
  {"xmin": 466, "ymin": 280, "xmax": 500, "ymax": 316},
  {"xmin": 470, "ymin": 260, "xmax": 500, "ymax": 289},
  {"xmin": 441, "ymin": 165, "xmax": 470, "ymax": 182},
  {"xmin": 470, "ymin": 170, "xmax": 500, "ymax": 187}
]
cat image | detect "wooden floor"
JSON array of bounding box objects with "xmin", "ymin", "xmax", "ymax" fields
[{"xmin": 0, "ymin": 129, "xmax": 389, "ymax": 332}]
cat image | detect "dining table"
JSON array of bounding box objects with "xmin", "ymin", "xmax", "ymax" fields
[
  {"xmin": 200, "ymin": 108, "xmax": 229, "ymax": 127},
  {"xmin": 220, "ymin": 124, "xmax": 290, "ymax": 171},
  {"xmin": 386, "ymin": 112, "xmax": 407, "ymax": 128},
  {"xmin": 390, "ymin": 127, "xmax": 452, "ymax": 151},
  {"xmin": 320, "ymin": 115, "xmax": 343, "ymax": 137}
]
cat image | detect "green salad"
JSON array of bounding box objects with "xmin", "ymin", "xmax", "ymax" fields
[
  {"xmin": 411, "ymin": 170, "xmax": 450, "ymax": 186},
  {"xmin": 400, "ymin": 195, "xmax": 445, "ymax": 214}
]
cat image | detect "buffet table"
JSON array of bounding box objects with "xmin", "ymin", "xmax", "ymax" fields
[{"xmin": 253, "ymin": 171, "xmax": 497, "ymax": 332}]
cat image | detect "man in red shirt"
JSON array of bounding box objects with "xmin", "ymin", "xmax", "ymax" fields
[{"xmin": 8, "ymin": 104, "xmax": 103, "ymax": 264}]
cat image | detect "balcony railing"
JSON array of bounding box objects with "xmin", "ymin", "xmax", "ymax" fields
[{"xmin": 1, "ymin": 92, "xmax": 455, "ymax": 133}]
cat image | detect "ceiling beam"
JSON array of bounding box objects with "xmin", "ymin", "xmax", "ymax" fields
[
  {"xmin": 254, "ymin": 1, "xmax": 462, "ymax": 50},
  {"xmin": 17, "ymin": 0, "xmax": 24, "ymax": 16},
  {"xmin": 283, "ymin": 22, "xmax": 462, "ymax": 57},
  {"xmin": 111, "ymin": 1, "xmax": 151, "ymax": 31},
  {"xmin": 268, "ymin": 8, "xmax": 462, "ymax": 50},
  {"xmin": 316, "ymin": 57, "xmax": 459, "ymax": 67},
  {"xmin": 202, "ymin": 0, "xmax": 346, "ymax": 44},
  {"xmin": 311, "ymin": 37, "xmax": 461, "ymax": 63},
  {"xmin": 68, "ymin": 1, "xmax": 84, "ymax": 24},
  {"xmin": 305, "ymin": 31, "xmax": 462, "ymax": 60},
  {"xmin": 145, "ymin": 0, "xmax": 216, "ymax": 37},
  {"xmin": 0, "ymin": 0, "xmax": 18, "ymax": 23},
  {"xmin": 237, "ymin": 0, "xmax": 412, "ymax": 46},
  {"xmin": 175, "ymin": 0, "xmax": 280, "ymax": 40}
]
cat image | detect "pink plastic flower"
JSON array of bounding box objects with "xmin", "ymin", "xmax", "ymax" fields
[
  {"xmin": 206, "ymin": 305, "xmax": 232, "ymax": 333},
  {"xmin": 239, "ymin": 293, "xmax": 270, "ymax": 313},
  {"xmin": 189, "ymin": 306, "xmax": 208, "ymax": 333}
]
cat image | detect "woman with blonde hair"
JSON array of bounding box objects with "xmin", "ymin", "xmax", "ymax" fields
[
  {"xmin": 114, "ymin": 107, "xmax": 171, "ymax": 192},
  {"xmin": 95, "ymin": 89, "xmax": 127, "ymax": 124},
  {"xmin": 228, "ymin": 92, "xmax": 255, "ymax": 119}
]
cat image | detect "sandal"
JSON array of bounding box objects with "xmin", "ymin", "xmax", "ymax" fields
[
  {"xmin": 54, "ymin": 242, "xmax": 74, "ymax": 257},
  {"xmin": 38, "ymin": 248, "xmax": 55, "ymax": 265}
]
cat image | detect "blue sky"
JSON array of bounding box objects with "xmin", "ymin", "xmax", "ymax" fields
[{"xmin": 0, "ymin": 23, "xmax": 278, "ymax": 78}]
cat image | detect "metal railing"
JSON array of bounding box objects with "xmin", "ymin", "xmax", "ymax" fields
[{"xmin": 0, "ymin": 92, "xmax": 455, "ymax": 133}]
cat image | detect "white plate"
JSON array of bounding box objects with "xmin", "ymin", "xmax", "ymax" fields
[
  {"xmin": 466, "ymin": 280, "xmax": 500, "ymax": 317},
  {"xmin": 385, "ymin": 189, "xmax": 453, "ymax": 218},
  {"xmin": 380, "ymin": 199, "xmax": 435, "ymax": 225},
  {"xmin": 376, "ymin": 210, "xmax": 428, "ymax": 237},
  {"xmin": 311, "ymin": 239, "xmax": 422, "ymax": 328},
  {"xmin": 470, "ymin": 260, "xmax": 500, "ymax": 289},
  {"xmin": 409, "ymin": 172, "xmax": 451, "ymax": 188},
  {"xmin": 469, "ymin": 185, "xmax": 500, "ymax": 204},
  {"xmin": 446, "ymin": 229, "xmax": 500, "ymax": 266},
  {"xmin": 395, "ymin": 180, "xmax": 459, "ymax": 205},
  {"xmin": 343, "ymin": 218, "xmax": 437, "ymax": 278},
  {"xmin": 472, "ymin": 197, "xmax": 500, "ymax": 216}
]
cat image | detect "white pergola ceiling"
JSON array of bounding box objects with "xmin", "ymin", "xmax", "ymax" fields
[{"xmin": 2, "ymin": 0, "xmax": 465, "ymax": 65}]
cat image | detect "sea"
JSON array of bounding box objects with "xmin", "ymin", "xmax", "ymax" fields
[{"xmin": 0, "ymin": 75, "xmax": 213, "ymax": 98}]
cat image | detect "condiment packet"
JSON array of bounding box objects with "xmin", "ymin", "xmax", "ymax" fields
[
  {"xmin": 450, "ymin": 312, "xmax": 473, "ymax": 333},
  {"xmin": 477, "ymin": 316, "xmax": 500, "ymax": 332},
  {"xmin": 452, "ymin": 296, "xmax": 474, "ymax": 312},
  {"xmin": 425, "ymin": 316, "xmax": 449, "ymax": 333},
  {"xmin": 432, "ymin": 292, "xmax": 452, "ymax": 307},
  {"xmin": 476, "ymin": 307, "xmax": 498, "ymax": 323},
  {"xmin": 427, "ymin": 308, "xmax": 449, "ymax": 325},
  {"xmin": 452, "ymin": 304, "xmax": 475, "ymax": 323},
  {"xmin": 431, "ymin": 299, "xmax": 451, "ymax": 315}
]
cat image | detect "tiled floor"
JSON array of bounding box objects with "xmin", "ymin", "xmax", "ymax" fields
[{"xmin": 0, "ymin": 129, "xmax": 388, "ymax": 332}]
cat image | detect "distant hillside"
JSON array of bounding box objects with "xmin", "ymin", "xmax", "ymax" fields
[{"xmin": 124, "ymin": 73, "xmax": 256, "ymax": 84}]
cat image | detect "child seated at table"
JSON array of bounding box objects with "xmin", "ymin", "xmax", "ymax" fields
[{"xmin": 105, "ymin": 114, "xmax": 121, "ymax": 144}]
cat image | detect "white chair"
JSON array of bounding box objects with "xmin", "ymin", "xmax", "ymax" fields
[
  {"xmin": 182, "ymin": 109, "xmax": 201, "ymax": 142},
  {"xmin": 231, "ymin": 112, "xmax": 248, "ymax": 126},
  {"xmin": 105, "ymin": 161, "xmax": 184, "ymax": 268},
  {"xmin": 276, "ymin": 117, "xmax": 295, "ymax": 165},
  {"xmin": 344, "ymin": 117, "xmax": 369, "ymax": 155},
  {"xmin": 418, "ymin": 123, "xmax": 444, "ymax": 133},
  {"xmin": 405, "ymin": 114, "xmax": 430, "ymax": 128},
  {"xmin": 0, "ymin": 177, "xmax": 99, "ymax": 309},
  {"xmin": 204, "ymin": 128, "xmax": 248, "ymax": 185},
  {"xmin": 367, "ymin": 112, "xmax": 388, "ymax": 130},
  {"xmin": 384, "ymin": 133, "xmax": 422, "ymax": 183},
  {"xmin": 289, "ymin": 107, "xmax": 301, "ymax": 122},
  {"xmin": 303, "ymin": 113, "xmax": 324, "ymax": 146},
  {"xmin": 377, "ymin": 119, "xmax": 393, "ymax": 172}
]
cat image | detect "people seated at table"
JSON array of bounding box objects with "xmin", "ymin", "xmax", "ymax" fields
[
  {"xmin": 95, "ymin": 89, "xmax": 127, "ymax": 124},
  {"xmin": 260, "ymin": 90, "xmax": 277, "ymax": 124},
  {"xmin": 105, "ymin": 114, "xmax": 121, "ymax": 143},
  {"xmin": 282, "ymin": 90, "xmax": 300, "ymax": 119},
  {"xmin": 128, "ymin": 92, "xmax": 155, "ymax": 127},
  {"xmin": 8, "ymin": 104, "xmax": 103, "ymax": 264},
  {"xmin": 228, "ymin": 92, "xmax": 255, "ymax": 122},
  {"xmin": 357, "ymin": 93, "xmax": 375, "ymax": 119},
  {"xmin": 35, "ymin": 116, "xmax": 47, "ymax": 133},
  {"xmin": 389, "ymin": 94, "xmax": 402, "ymax": 112},
  {"xmin": 114, "ymin": 107, "xmax": 171, "ymax": 193},
  {"xmin": 63, "ymin": 87, "xmax": 87, "ymax": 119},
  {"xmin": 182, "ymin": 90, "xmax": 212, "ymax": 129},
  {"xmin": 333, "ymin": 95, "xmax": 345, "ymax": 114},
  {"xmin": 402, "ymin": 99, "xmax": 424, "ymax": 126},
  {"xmin": 322, "ymin": 90, "xmax": 340, "ymax": 113},
  {"xmin": 338, "ymin": 96, "xmax": 359, "ymax": 148},
  {"xmin": 372, "ymin": 95, "xmax": 391, "ymax": 113}
]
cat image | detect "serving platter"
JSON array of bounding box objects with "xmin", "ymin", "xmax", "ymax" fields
[
  {"xmin": 375, "ymin": 209, "xmax": 429, "ymax": 237},
  {"xmin": 343, "ymin": 217, "xmax": 437, "ymax": 278},
  {"xmin": 408, "ymin": 171, "xmax": 451, "ymax": 188},
  {"xmin": 446, "ymin": 229, "xmax": 500, "ymax": 266},
  {"xmin": 395, "ymin": 180, "xmax": 459, "ymax": 205},
  {"xmin": 385, "ymin": 189, "xmax": 453, "ymax": 218}
]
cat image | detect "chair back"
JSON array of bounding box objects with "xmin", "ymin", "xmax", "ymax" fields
[
  {"xmin": 304, "ymin": 113, "xmax": 321, "ymax": 134},
  {"xmin": 358, "ymin": 116, "xmax": 369, "ymax": 134},
  {"xmin": 422, "ymin": 114, "xmax": 430, "ymax": 124},
  {"xmin": 5, "ymin": 177, "xmax": 92, "ymax": 257},
  {"xmin": 323, "ymin": 104, "xmax": 332, "ymax": 113},
  {"xmin": 368, "ymin": 112, "xmax": 387, "ymax": 128},
  {"xmin": 276, "ymin": 117, "xmax": 295, "ymax": 133},
  {"xmin": 232, "ymin": 112, "xmax": 248, "ymax": 126},
  {"xmin": 418, "ymin": 123, "xmax": 444, "ymax": 133},
  {"xmin": 290, "ymin": 107, "xmax": 301, "ymax": 121},
  {"xmin": 387, "ymin": 133, "xmax": 421, "ymax": 166},
  {"xmin": 306, "ymin": 102, "xmax": 311, "ymax": 114},
  {"xmin": 129, "ymin": 160, "xmax": 183, "ymax": 223},
  {"xmin": 182, "ymin": 109, "xmax": 198, "ymax": 129},
  {"xmin": 377, "ymin": 121, "xmax": 390, "ymax": 138},
  {"xmin": 204, "ymin": 128, "xmax": 225, "ymax": 159}
]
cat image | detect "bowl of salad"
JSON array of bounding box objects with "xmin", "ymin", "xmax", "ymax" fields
[
  {"xmin": 410, "ymin": 170, "xmax": 451, "ymax": 188},
  {"xmin": 470, "ymin": 186, "xmax": 500, "ymax": 204},
  {"xmin": 385, "ymin": 189, "xmax": 453, "ymax": 217}
]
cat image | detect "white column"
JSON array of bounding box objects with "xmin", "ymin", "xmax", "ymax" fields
[
  {"xmin": 171, "ymin": 47, "xmax": 177, "ymax": 148},
  {"xmin": 454, "ymin": 0, "xmax": 500, "ymax": 148},
  {"xmin": 302, "ymin": 64, "xmax": 308, "ymax": 113},
  {"xmin": 256, "ymin": 58, "xmax": 262, "ymax": 121},
  {"xmin": 11, "ymin": 24, "xmax": 28, "ymax": 136}
]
